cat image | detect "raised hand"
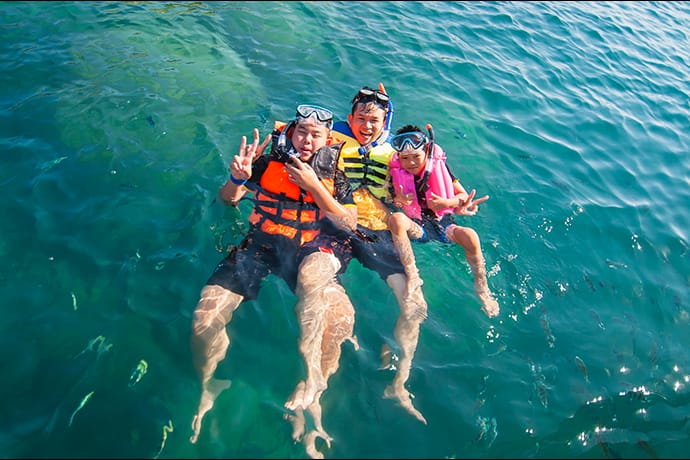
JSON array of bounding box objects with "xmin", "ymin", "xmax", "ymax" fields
[
  {"xmin": 285, "ymin": 157, "xmax": 319, "ymax": 191},
  {"xmin": 230, "ymin": 128, "xmax": 271, "ymax": 182},
  {"xmin": 455, "ymin": 189, "xmax": 489, "ymax": 216},
  {"xmin": 394, "ymin": 184, "xmax": 414, "ymax": 209}
]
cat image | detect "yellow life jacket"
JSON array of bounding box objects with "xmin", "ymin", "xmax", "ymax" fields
[
  {"xmin": 331, "ymin": 122, "xmax": 394, "ymax": 230},
  {"xmin": 331, "ymin": 125, "xmax": 394, "ymax": 199}
]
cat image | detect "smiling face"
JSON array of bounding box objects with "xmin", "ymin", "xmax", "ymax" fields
[
  {"xmin": 397, "ymin": 145, "xmax": 428, "ymax": 176},
  {"xmin": 348, "ymin": 101, "xmax": 387, "ymax": 146}
]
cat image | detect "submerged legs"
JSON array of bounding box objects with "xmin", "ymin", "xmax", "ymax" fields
[
  {"xmin": 189, "ymin": 284, "xmax": 244, "ymax": 443},
  {"xmin": 286, "ymin": 251, "xmax": 358, "ymax": 458},
  {"xmin": 383, "ymin": 273, "xmax": 428, "ymax": 425},
  {"xmin": 446, "ymin": 224, "xmax": 499, "ymax": 318}
]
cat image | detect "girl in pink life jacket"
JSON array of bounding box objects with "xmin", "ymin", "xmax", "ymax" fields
[{"xmin": 387, "ymin": 124, "xmax": 499, "ymax": 318}]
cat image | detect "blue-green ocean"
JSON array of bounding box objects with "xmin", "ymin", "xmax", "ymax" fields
[{"xmin": 2, "ymin": 1, "xmax": 689, "ymax": 458}]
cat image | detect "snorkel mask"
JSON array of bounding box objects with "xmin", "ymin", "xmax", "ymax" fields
[
  {"xmin": 276, "ymin": 104, "xmax": 334, "ymax": 163},
  {"xmin": 390, "ymin": 123, "xmax": 436, "ymax": 158}
]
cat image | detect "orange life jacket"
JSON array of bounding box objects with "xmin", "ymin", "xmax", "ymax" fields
[{"xmin": 248, "ymin": 122, "xmax": 339, "ymax": 246}]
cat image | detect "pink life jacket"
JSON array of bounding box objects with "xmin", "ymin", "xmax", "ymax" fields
[{"xmin": 389, "ymin": 143, "xmax": 455, "ymax": 220}]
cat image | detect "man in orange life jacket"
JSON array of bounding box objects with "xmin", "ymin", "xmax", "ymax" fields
[{"xmin": 189, "ymin": 104, "xmax": 358, "ymax": 450}]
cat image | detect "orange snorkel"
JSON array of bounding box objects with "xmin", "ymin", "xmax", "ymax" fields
[{"xmin": 425, "ymin": 123, "xmax": 436, "ymax": 159}]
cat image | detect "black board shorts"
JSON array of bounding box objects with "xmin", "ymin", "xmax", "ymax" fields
[{"xmin": 206, "ymin": 229, "xmax": 301, "ymax": 299}]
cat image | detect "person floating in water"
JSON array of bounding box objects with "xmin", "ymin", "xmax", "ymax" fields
[
  {"xmin": 189, "ymin": 104, "xmax": 358, "ymax": 456},
  {"xmin": 311, "ymin": 84, "xmax": 430, "ymax": 424},
  {"xmin": 387, "ymin": 123, "xmax": 499, "ymax": 318}
]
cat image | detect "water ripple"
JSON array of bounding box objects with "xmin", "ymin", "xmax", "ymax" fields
[{"xmin": 2, "ymin": 2, "xmax": 690, "ymax": 458}]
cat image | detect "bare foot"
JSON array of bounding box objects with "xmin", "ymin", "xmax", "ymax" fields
[
  {"xmin": 189, "ymin": 378, "xmax": 231, "ymax": 443},
  {"xmin": 476, "ymin": 289, "xmax": 499, "ymax": 318},
  {"xmin": 303, "ymin": 428, "xmax": 333, "ymax": 459},
  {"xmin": 383, "ymin": 384, "xmax": 427, "ymax": 424},
  {"xmin": 285, "ymin": 378, "xmax": 325, "ymax": 412},
  {"xmin": 283, "ymin": 409, "xmax": 306, "ymax": 442}
]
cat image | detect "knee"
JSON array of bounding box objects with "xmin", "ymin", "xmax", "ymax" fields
[
  {"xmin": 386, "ymin": 273, "xmax": 407, "ymax": 297},
  {"xmin": 447, "ymin": 225, "xmax": 479, "ymax": 248},
  {"xmin": 388, "ymin": 213, "xmax": 406, "ymax": 234},
  {"xmin": 192, "ymin": 298, "xmax": 211, "ymax": 335},
  {"xmin": 192, "ymin": 308, "xmax": 222, "ymax": 337},
  {"xmin": 324, "ymin": 286, "xmax": 355, "ymax": 325},
  {"xmin": 192, "ymin": 285, "xmax": 236, "ymax": 335},
  {"xmin": 298, "ymin": 252, "xmax": 340, "ymax": 292}
]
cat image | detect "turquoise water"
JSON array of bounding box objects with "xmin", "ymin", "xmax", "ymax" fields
[{"xmin": 2, "ymin": 1, "xmax": 689, "ymax": 458}]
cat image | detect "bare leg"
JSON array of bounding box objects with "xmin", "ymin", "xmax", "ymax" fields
[
  {"xmin": 320, "ymin": 280, "xmax": 358, "ymax": 387},
  {"xmin": 446, "ymin": 224, "xmax": 499, "ymax": 318},
  {"xmin": 303, "ymin": 429, "xmax": 328, "ymax": 460},
  {"xmin": 468, "ymin": 254, "xmax": 500, "ymax": 317},
  {"xmin": 300, "ymin": 281, "xmax": 356, "ymax": 458},
  {"xmin": 301, "ymin": 391, "xmax": 334, "ymax": 460},
  {"xmin": 383, "ymin": 273, "xmax": 428, "ymax": 424},
  {"xmin": 287, "ymin": 252, "xmax": 357, "ymax": 458},
  {"xmin": 190, "ymin": 284, "xmax": 243, "ymax": 443},
  {"xmin": 389, "ymin": 213, "xmax": 425, "ymax": 300},
  {"xmin": 286, "ymin": 251, "xmax": 340, "ymax": 411}
]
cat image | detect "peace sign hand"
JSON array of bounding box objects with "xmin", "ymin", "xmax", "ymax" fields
[
  {"xmin": 393, "ymin": 184, "xmax": 414, "ymax": 209},
  {"xmin": 455, "ymin": 189, "xmax": 490, "ymax": 216},
  {"xmin": 230, "ymin": 128, "xmax": 271, "ymax": 182}
]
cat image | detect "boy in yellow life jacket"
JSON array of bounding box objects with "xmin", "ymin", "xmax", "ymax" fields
[
  {"xmin": 322, "ymin": 84, "xmax": 429, "ymax": 424},
  {"xmin": 189, "ymin": 104, "xmax": 358, "ymax": 458}
]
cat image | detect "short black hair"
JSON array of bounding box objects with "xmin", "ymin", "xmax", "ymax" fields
[
  {"xmin": 350, "ymin": 86, "xmax": 390, "ymax": 114},
  {"xmin": 395, "ymin": 124, "xmax": 423, "ymax": 135}
]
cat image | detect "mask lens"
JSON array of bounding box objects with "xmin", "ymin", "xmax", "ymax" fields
[
  {"xmin": 374, "ymin": 91, "xmax": 390, "ymax": 103},
  {"xmin": 391, "ymin": 132, "xmax": 426, "ymax": 151},
  {"xmin": 296, "ymin": 104, "xmax": 333, "ymax": 128},
  {"xmin": 296, "ymin": 104, "xmax": 333, "ymax": 122},
  {"xmin": 353, "ymin": 87, "xmax": 390, "ymax": 108}
]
